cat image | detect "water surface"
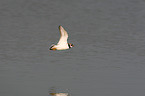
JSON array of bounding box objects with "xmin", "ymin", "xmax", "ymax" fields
[{"xmin": 0, "ymin": 0, "xmax": 145, "ymax": 96}]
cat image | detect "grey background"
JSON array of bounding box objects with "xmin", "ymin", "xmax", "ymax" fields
[{"xmin": 0, "ymin": 0, "xmax": 145, "ymax": 96}]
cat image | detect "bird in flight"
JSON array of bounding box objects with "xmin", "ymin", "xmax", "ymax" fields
[{"xmin": 49, "ymin": 26, "xmax": 74, "ymax": 50}]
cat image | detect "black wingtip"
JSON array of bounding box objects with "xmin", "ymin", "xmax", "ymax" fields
[
  {"xmin": 58, "ymin": 25, "xmax": 61, "ymax": 28},
  {"xmin": 58, "ymin": 25, "xmax": 61, "ymax": 30},
  {"xmin": 59, "ymin": 25, "xmax": 64, "ymax": 31}
]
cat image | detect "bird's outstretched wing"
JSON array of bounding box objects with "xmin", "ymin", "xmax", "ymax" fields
[{"xmin": 57, "ymin": 26, "xmax": 68, "ymax": 45}]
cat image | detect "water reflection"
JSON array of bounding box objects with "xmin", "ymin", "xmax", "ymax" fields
[{"xmin": 49, "ymin": 87, "xmax": 70, "ymax": 96}]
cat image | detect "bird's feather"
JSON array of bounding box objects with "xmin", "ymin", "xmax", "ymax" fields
[{"xmin": 57, "ymin": 26, "xmax": 68, "ymax": 45}]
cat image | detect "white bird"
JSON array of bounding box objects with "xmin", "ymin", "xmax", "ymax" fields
[{"xmin": 49, "ymin": 26, "xmax": 74, "ymax": 50}]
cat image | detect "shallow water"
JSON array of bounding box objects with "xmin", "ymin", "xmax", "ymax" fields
[{"xmin": 1, "ymin": 0, "xmax": 145, "ymax": 96}]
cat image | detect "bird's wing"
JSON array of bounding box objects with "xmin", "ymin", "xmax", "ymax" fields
[{"xmin": 57, "ymin": 26, "xmax": 68, "ymax": 45}]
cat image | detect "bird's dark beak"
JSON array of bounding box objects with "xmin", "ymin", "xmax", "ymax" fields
[{"xmin": 71, "ymin": 44, "xmax": 74, "ymax": 47}]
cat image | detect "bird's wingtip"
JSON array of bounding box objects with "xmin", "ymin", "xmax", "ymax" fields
[
  {"xmin": 59, "ymin": 25, "xmax": 62, "ymax": 28},
  {"xmin": 59, "ymin": 25, "xmax": 64, "ymax": 31}
]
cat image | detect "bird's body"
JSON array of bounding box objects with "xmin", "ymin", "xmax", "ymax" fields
[{"xmin": 50, "ymin": 26, "xmax": 74, "ymax": 50}]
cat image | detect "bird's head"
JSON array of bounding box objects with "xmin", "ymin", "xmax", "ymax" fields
[{"xmin": 68, "ymin": 43, "xmax": 74, "ymax": 48}]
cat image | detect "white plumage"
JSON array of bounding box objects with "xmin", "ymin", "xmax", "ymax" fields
[{"xmin": 49, "ymin": 26, "xmax": 74, "ymax": 50}]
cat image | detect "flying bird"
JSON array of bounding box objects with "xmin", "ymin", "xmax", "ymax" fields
[{"xmin": 49, "ymin": 26, "xmax": 74, "ymax": 50}]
